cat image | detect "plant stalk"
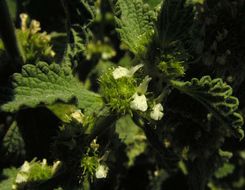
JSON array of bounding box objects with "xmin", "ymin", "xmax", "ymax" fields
[{"xmin": 0, "ymin": 0, "xmax": 24, "ymax": 72}]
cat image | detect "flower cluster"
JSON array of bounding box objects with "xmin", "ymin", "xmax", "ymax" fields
[
  {"xmin": 81, "ymin": 140, "xmax": 109, "ymax": 180},
  {"xmin": 13, "ymin": 159, "xmax": 61, "ymax": 189},
  {"xmin": 18, "ymin": 13, "xmax": 55, "ymax": 63},
  {"xmin": 100, "ymin": 65, "xmax": 164, "ymax": 120}
]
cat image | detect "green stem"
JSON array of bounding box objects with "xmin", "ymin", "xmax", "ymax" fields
[
  {"xmin": 60, "ymin": 0, "xmax": 71, "ymax": 66},
  {"xmin": 60, "ymin": 0, "xmax": 71, "ymax": 43},
  {"xmin": 87, "ymin": 114, "xmax": 117, "ymax": 143},
  {"xmin": 188, "ymin": 158, "xmax": 213, "ymax": 190},
  {"xmin": 0, "ymin": 0, "xmax": 25, "ymax": 71},
  {"xmin": 132, "ymin": 113, "xmax": 179, "ymax": 173}
]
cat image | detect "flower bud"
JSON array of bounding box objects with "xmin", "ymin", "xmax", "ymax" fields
[{"xmin": 150, "ymin": 103, "xmax": 164, "ymax": 120}]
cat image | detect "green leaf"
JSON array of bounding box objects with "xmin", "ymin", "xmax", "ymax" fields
[
  {"xmin": 47, "ymin": 103, "xmax": 78, "ymax": 122},
  {"xmin": 1, "ymin": 62, "xmax": 104, "ymax": 114},
  {"xmin": 214, "ymin": 163, "xmax": 235, "ymax": 179},
  {"xmin": 157, "ymin": 0, "xmax": 194, "ymax": 47},
  {"xmin": 171, "ymin": 76, "xmax": 244, "ymax": 139},
  {"xmin": 62, "ymin": 0, "xmax": 97, "ymax": 67},
  {"xmin": 6, "ymin": 0, "xmax": 17, "ymax": 20},
  {"xmin": 62, "ymin": 26, "xmax": 87, "ymax": 67},
  {"xmin": 187, "ymin": 0, "xmax": 204, "ymax": 3},
  {"xmin": 0, "ymin": 167, "xmax": 18, "ymax": 190},
  {"xmin": 116, "ymin": 115, "xmax": 147, "ymax": 166},
  {"xmin": 115, "ymin": 0, "xmax": 155, "ymax": 55},
  {"xmin": 158, "ymin": 54, "xmax": 185, "ymax": 78},
  {"xmin": 2, "ymin": 121, "xmax": 25, "ymax": 160},
  {"xmin": 79, "ymin": 0, "xmax": 96, "ymax": 21},
  {"xmin": 143, "ymin": 0, "xmax": 162, "ymax": 9}
]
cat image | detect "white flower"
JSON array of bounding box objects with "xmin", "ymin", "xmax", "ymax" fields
[
  {"xmin": 20, "ymin": 161, "xmax": 30, "ymax": 173},
  {"xmin": 52, "ymin": 160, "xmax": 61, "ymax": 174},
  {"xmin": 30, "ymin": 20, "xmax": 41, "ymax": 34},
  {"xmin": 112, "ymin": 66, "xmax": 129, "ymax": 79},
  {"xmin": 95, "ymin": 165, "xmax": 109, "ymax": 179},
  {"xmin": 15, "ymin": 173, "xmax": 29, "ymax": 184},
  {"xmin": 15, "ymin": 161, "xmax": 30, "ymax": 184},
  {"xmin": 20, "ymin": 13, "xmax": 28, "ymax": 31},
  {"xmin": 130, "ymin": 93, "xmax": 148, "ymax": 112},
  {"xmin": 71, "ymin": 110, "xmax": 84, "ymax": 123},
  {"xmin": 150, "ymin": 103, "xmax": 164, "ymax": 120},
  {"xmin": 112, "ymin": 64, "xmax": 143, "ymax": 79},
  {"xmin": 41, "ymin": 159, "xmax": 47, "ymax": 167}
]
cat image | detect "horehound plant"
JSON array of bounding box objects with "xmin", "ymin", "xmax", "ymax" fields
[{"xmin": 0, "ymin": 0, "xmax": 245, "ymax": 190}]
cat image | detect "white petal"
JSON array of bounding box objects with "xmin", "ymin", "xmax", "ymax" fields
[
  {"xmin": 150, "ymin": 103, "xmax": 164, "ymax": 120},
  {"xmin": 15, "ymin": 173, "xmax": 28, "ymax": 184},
  {"xmin": 95, "ymin": 165, "xmax": 109, "ymax": 179},
  {"xmin": 137, "ymin": 76, "xmax": 151, "ymax": 94},
  {"xmin": 20, "ymin": 161, "xmax": 30, "ymax": 173},
  {"xmin": 71, "ymin": 110, "xmax": 84, "ymax": 123},
  {"xmin": 112, "ymin": 64, "xmax": 143, "ymax": 79},
  {"xmin": 130, "ymin": 93, "xmax": 148, "ymax": 112},
  {"xmin": 129, "ymin": 64, "xmax": 143, "ymax": 76},
  {"xmin": 52, "ymin": 161, "xmax": 61, "ymax": 174},
  {"xmin": 42, "ymin": 159, "xmax": 47, "ymax": 167},
  {"xmin": 112, "ymin": 66, "xmax": 130, "ymax": 79}
]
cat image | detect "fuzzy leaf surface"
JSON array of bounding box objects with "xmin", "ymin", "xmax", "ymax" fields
[
  {"xmin": 1, "ymin": 62, "xmax": 104, "ymax": 114},
  {"xmin": 116, "ymin": 115, "xmax": 147, "ymax": 166},
  {"xmin": 115, "ymin": 0, "xmax": 155, "ymax": 55},
  {"xmin": 157, "ymin": 0, "xmax": 194, "ymax": 47},
  {"xmin": 0, "ymin": 168, "xmax": 18, "ymax": 190},
  {"xmin": 171, "ymin": 76, "xmax": 244, "ymax": 139},
  {"xmin": 2, "ymin": 121, "xmax": 25, "ymax": 160}
]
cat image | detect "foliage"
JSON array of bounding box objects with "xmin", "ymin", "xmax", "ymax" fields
[
  {"xmin": 0, "ymin": 14, "xmax": 55, "ymax": 65},
  {"xmin": 1, "ymin": 121, "xmax": 25, "ymax": 162},
  {"xmin": 0, "ymin": 168, "xmax": 18, "ymax": 190},
  {"xmin": 115, "ymin": 0, "xmax": 155, "ymax": 56},
  {"xmin": 115, "ymin": 115, "xmax": 147, "ymax": 166},
  {"xmin": 0, "ymin": 0, "xmax": 245, "ymax": 190},
  {"xmin": 171, "ymin": 76, "xmax": 244, "ymax": 139},
  {"xmin": 1, "ymin": 62, "xmax": 103, "ymax": 114}
]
